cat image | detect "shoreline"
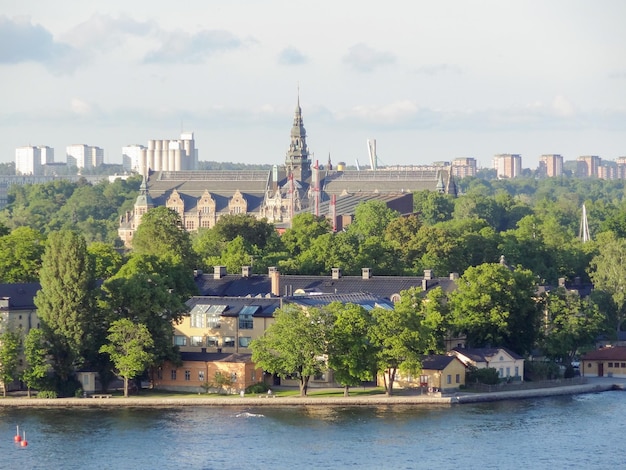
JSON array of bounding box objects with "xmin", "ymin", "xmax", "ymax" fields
[{"xmin": 0, "ymin": 380, "xmax": 621, "ymax": 408}]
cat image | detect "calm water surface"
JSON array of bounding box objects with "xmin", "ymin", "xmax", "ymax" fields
[{"xmin": 0, "ymin": 391, "xmax": 623, "ymax": 469}]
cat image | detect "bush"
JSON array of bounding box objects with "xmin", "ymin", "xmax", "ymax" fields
[
  {"xmin": 525, "ymin": 361, "xmax": 561, "ymax": 381},
  {"xmin": 466, "ymin": 366, "xmax": 500, "ymax": 385},
  {"xmin": 37, "ymin": 390, "xmax": 58, "ymax": 399},
  {"xmin": 245, "ymin": 382, "xmax": 269, "ymax": 394}
]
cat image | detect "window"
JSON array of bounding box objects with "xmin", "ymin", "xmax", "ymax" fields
[
  {"xmin": 207, "ymin": 305, "xmax": 227, "ymax": 329},
  {"xmin": 190, "ymin": 336, "xmax": 203, "ymax": 347},
  {"xmin": 622, "ymin": 363, "xmax": 626, "ymax": 368},
  {"xmin": 609, "ymin": 362, "xmax": 614, "ymax": 367},
  {"xmin": 506, "ymin": 367, "xmax": 510, "ymax": 377},
  {"xmin": 198, "ymin": 370, "xmax": 205, "ymax": 381},
  {"xmin": 190, "ymin": 312, "xmax": 205, "ymax": 328},
  {"xmin": 174, "ymin": 335, "xmax": 187, "ymax": 346},
  {"xmin": 515, "ymin": 366, "xmax": 519, "ymax": 377},
  {"xmin": 231, "ymin": 373, "xmax": 238, "ymax": 383},
  {"xmin": 251, "ymin": 371, "xmax": 256, "ymax": 383},
  {"xmin": 446, "ymin": 375, "xmax": 452, "ymax": 384},
  {"xmin": 223, "ymin": 337, "xmax": 235, "ymax": 347},
  {"xmin": 157, "ymin": 369, "xmax": 163, "ymax": 380},
  {"xmin": 207, "ymin": 336, "xmax": 219, "ymax": 347},
  {"xmin": 171, "ymin": 369, "xmax": 177, "ymax": 380},
  {"xmin": 239, "ymin": 305, "xmax": 259, "ymax": 329},
  {"xmin": 499, "ymin": 368, "xmax": 503, "ymax": 377},
  {"xmin": 184, "ymin": 370, "xmax": 191, "ymax": 381},
  {"xmin": 455, "ymin": 374, "xmax": 460, "ymax": 384},
  {"xmin": 239, "ymin": 337, "xmax": 252, "ymax": 348}
]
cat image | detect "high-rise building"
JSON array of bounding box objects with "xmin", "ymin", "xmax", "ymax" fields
[
  {"xmin": 15, "ymin": 146, "xmax": 54, "ymax": 175},
  {"xmin": 539, "ymin": 154, "xmax": 563, "ymax": 177},
  {"xmin": 616, "ymin": 157, "xmax": 626, "ymax": 179},
  {"xmin": 451, "ymin": 157, "xmax": 477, "ymax": 178},
  {"xmin": 598, "ymin": 162, "xmax": 617, "ymax": 180},
  {"xmin": 493, "ymin": 154, "xmax": 522, "ymax": 179},
  {"xmin": 122, "ymin": 145, "xmax": 147, "ymax": 173},
  {"xmin": 67, "ymin": 144, "xmax": 104, "ymax": 170},
  {"xmin": 576, "ymin": 155, "xmax": 601, "ymax": 177}
]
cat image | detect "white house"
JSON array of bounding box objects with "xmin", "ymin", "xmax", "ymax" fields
[{"xmin": 451, "ymin": 347, "xmax": 524, "ymax": 381}]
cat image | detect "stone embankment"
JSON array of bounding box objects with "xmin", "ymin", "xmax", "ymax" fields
[{"xmin": 0, "ymin": 379, "xmax": 621, "ymax": 408}]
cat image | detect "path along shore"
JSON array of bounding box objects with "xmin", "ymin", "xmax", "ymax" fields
[{"xmin": 0, "ymin": 378, "xmax": 622, "ymax": 408}]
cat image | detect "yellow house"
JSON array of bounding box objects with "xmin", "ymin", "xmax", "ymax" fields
[
  {"xmin": 581, "ymin": 346, "xmax": 626, "ymax": 378},
  {"xmin": 380, "ymin": 355, "xmax": 467, "ymax": 392},
  {"xmin": 154, "ymin": 352, "xmax": 263, "ymax": 393}
]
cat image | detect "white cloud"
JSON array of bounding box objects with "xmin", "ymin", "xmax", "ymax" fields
[
  {"xmin": 144, "ymin": 29, "xmax": 245, "ymax": 64},
  {"xmin": 70, "ymin": 98, "xmax": 94, "ymax": 116},
  {"xmin": 342, "ymin": 43, "xmax": 395, "ymax": 72},
  {"xmin": 551, "ymin": 95, "xmax": 576, "ymax": 118},
  {"xmin": 278, "ymin": 46, "xmax": 307, "ymax": 66}
]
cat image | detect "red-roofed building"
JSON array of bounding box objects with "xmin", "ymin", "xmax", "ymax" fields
[{"xmin": 581, "ymin": 346, "xmax": 626, "ymax": 378}]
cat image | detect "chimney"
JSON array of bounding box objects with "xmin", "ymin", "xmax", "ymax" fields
[
  {"xmin": 449, "ymin": 272, "xmax": 459, "ymax": 280},
  {"xmin": 242, "ymin": 266, "xmax": 251, "ymax": 278},
  {"xmin": 424, "ymin": 269, "xmax": 433, "ymax": 280},
  {"xmin": 269, "ymin": 267, "xmax": 280, "ymax": 296},
  {"xmin": 422, "ymin": 279, "xmax": 429, "ymax": 291},
  {"xmin": 558, "ymin": 277, "xmax": 566, "ymax": 287},
  {"xmin": 362, "ymin": 268, "xmax": 372, "ymax": 279},
  {"xmin": 332, "ymin": 267, "xmax": 342, "ymax": 280},
  {"xmin": 213, "ymin": 266, "xmax": 226, "ymax": 279}
]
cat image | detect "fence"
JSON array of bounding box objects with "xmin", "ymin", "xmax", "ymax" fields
[{"xmin": 465, "ymin": 376, "xmax": 587, "ymax": 393}]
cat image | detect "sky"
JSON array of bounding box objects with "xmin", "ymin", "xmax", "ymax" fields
[{"xmin": 1, "ymin": 0, "xmax": 625, "ymax": 170}]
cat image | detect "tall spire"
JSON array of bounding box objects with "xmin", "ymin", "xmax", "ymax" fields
[{"xmin": 285, "ymin": 88, "xmax": 311, "ymax": 180}]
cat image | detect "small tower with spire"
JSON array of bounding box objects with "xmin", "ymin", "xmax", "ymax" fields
[
  {"xmin": 132, "ymin": 176, "xmax": 154, "ymax": 230},
  {"xmin": 285, "ymin": 90, "xmax": 311, "ymax": 181}
]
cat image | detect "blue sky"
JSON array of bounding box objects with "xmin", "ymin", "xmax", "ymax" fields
[{"xmin": 1, "ymin": 0, "xmax": 625, "ymax": 169}]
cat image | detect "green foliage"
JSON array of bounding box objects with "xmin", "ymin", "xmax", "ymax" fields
[
  {"xmin": 37, "ymin": 390, "xmax": 58, "ymax": 399},
  {"xmin": 449, "ymin": 263, "xmax": 541, "ymax": 355},
  {"xmin": 245, "ymin": 382, "xmax": 269, "ymax": 394},
  {"xmin": 251, "ymin": 305, "xmax": 332, "ymax": 396},
  {"xmin": 0, "ymin": 227, "xmax": 46, "ymax": 282},
  {"xmin": 100, "ymin": 319, "xmax": 155, "ymax": 397},
  {"xmin": 348, "ymin": 200, "xmax": 400, "ymax": 239},
  {"xmin": 0, "ymin": 330, "xmax": 21, "ymax": 396},
  {"xmin": 21, "ymin": 328, "xmax": 51, "ymax": 396},
  {"xmin": 131, "ymin": 206, "xmax": 197, "ymax": 270},
  {"xmin": 88, "ymin": 242, "xmax": 124, "ymax": 279},
  {"xmin": 466, "ymin": 366, "xmax": 500, "ymax": 385},
  {"xmin": 525, "ymin": 361, "xmax": 561, "ymax": 381},
  {"xmin": 34, "ymin": 230, "xmax": 97, "ymax": 381},
  {"xmin": 209, "ymin": 371, "xmax": 234, "ymax": 394}
]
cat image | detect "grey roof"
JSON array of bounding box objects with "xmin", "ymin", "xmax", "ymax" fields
[
  {"xmin": 309, "ymin": 192, "xmax": 413, "ymax": 216},
  {"xmin": 321, "ymin": 169, "xmax": 448, "ymax": 195},
  {"xmin": 194, "ymin": 272, "xmax": 459, "ymax": 300},
  {"xmin": 452, "ymin": 347, "xmax": 524, "ymax": 362},
  {"xmin": 0, "ymin": 283, "xmax": 40, "ymax": 310},
  {"xmin": 284, "ymin": 292, "xmax": 394, "ymax": 310},
  {"xmin": 421, "ymin": 354, "xmax": 460, "ymax": 371},
  {"xmin": 180, "ymin": 351, "xmax": 253, "ymax": 363},
  {"xmin": 185, "ymin": 296, "xmax": 281, "ymax": 318}
]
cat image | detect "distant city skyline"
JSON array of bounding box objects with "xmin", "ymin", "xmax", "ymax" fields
[{"xmin": 1, "ymin": 1, "xmax": 625, "ymax": 169}]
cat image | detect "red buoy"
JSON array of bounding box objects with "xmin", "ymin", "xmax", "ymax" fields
[
  {"xmin": 20, "ymin": 431, "xmax": 28, "ymax": 447},
  {"xmin": 14, "ymin": 425, "xmax": 21, "ymax": 443}
]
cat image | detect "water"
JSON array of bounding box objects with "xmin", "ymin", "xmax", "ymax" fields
[{"xmin": 1, "ymin": 391, "xmax": 623, "ymax": 470}]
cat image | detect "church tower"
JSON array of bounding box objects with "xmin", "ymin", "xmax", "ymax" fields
[
  {"xmin": 132, "ymin": 176, "xmax": 154, "ymax": 230},
  {"xmin": 285, "ymin": 93, "xmax": 311, "ymax": 181}
]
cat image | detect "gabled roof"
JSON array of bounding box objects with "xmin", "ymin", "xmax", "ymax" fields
[
  {"xmin": 452, "ymin": 347, "xmax": 524, "ymax": 363},
  {"xmin": 195, "ymin": 272, "xmax": 459, "ymax": 300},
  {"xmin": 581, "ymin": 346, "xmax": 626, "ymax": 361},
  {"xmin": 421, "ymin": 354, "xmax": 462, "ymax": 371},
  {"xmin": 0, "ymin": 283, "xmax": 40, "ymax": 310}
]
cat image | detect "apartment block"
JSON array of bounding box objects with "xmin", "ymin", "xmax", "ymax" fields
[
  {"xmin": 576, "ymin": 155, "xmax": 601, "ymax": 177},
  {"xmin": 493, "ymin": 154, "xmax": 522, "ymax": 179},
  {"xmin": 539, "ymin": 154, "xmax": 563, "ymax": 177},
  {"xmin": 451, "ymin": 157, "xmax": 477, "ymax": 178},
  {"xmin": 66, "ymin": 144, "xmax": 104, "ymax": 170}
]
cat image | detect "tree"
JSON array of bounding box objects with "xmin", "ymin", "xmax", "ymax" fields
[
  {"xmin": 0, "ymin": 226, "xmax": 46, "ymax": 282},
  {"xmin": 0, "ymin": 330, "xmax": 20, "ymax": 397},
  {"xmin": 251, "ymin": 305, "xmax": 332, "ymax": 396},
  {"xmin": 21, "ymin": 328, "xmax": 51, "ymax": 398},
  {"xmin": 100, "ymin": 319, "xmax": 154, "ymax": 397},
  {"xmin": 88, "ymin": 241, "xmax": 124, "ymax": 279},
  {"xmin": 326, "ymin": 302, "xmax": 377, "ymax": 396},
  {"xmin": 34, "ymin": 230, "xmax": 96, "ymax": 388},
  {"xmin": 449, "ymin": 263, "xmax": 541, "ymax": 355},
  {"xmin": 348, "ymin": 200, "xmax": 399, "ymax": 239},
  {"xmin": 102, "ymin": 254, "xmax": 194, "ymax": 365},
  {"xmin": 589, "ymin": 233, "xmax": 626, "ymax": 334},
  {"xmin": 281, "ymin": 213, "xmax": 331, "ymax": 257},
  {"xmin": 368, "ymin": 287, "xmax": 445, "ymax": 397},
  {"xmin": 541, "ymin": 288, "xmax": 605, "ymax": 364},
  {"xmin": 131, "ymin": 206, "xmax": 197, "ymax": 270}
]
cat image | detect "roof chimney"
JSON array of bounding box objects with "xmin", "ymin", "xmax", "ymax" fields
[
  {"xmin": 424, "ymin": 269, "xmax": 433, "ymax": 280},
  {"xmin": 558, "ymin": 277, "xmax": 566, "ymax": 287},
  {"xmin": 269, "ymin": 267, "xmax": 280, "ymax": 296},
  {"xmin": 242, "ymin": 266, "xmax": 251, "ymax": 278},
  {"xmin": 332, "ymin": 267, "xmax": 342, "ymax": 280},
  {"xmin": 449, "ymin": 272, "xmax": 459, "ymax": 280},
  {"xmin": 362, "ymin": 267, "xmax": 372, "ymax": 279},
  {"xmin": 422, "ymin": 278, "xmax": 429, "ymax": 291},
  {"xmin": 213, "ymin": 266, "xmax": 226, "ymax": 279}
]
